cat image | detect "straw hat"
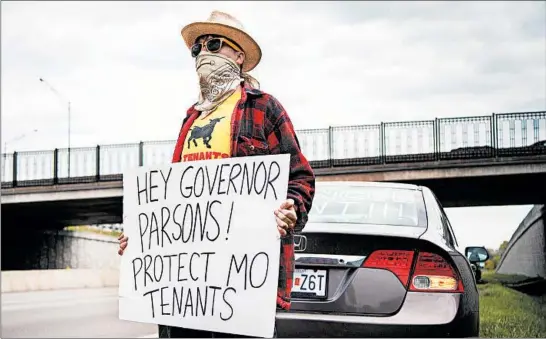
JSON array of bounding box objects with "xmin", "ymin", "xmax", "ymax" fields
[{"xmin": 181, "ymin": 11, "xmax": 262, "ymax": 72}]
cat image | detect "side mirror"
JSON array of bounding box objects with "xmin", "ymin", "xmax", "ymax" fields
[{"xmin": 465, "ymin": 246, "xmax": 489, "ymax": 263}]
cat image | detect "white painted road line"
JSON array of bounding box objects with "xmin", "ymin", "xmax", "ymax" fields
[{"xmin": 138, "ymin": 334, "xmax": 157, "ymax": 338}]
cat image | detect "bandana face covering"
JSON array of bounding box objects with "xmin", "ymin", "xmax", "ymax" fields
[{"xmin": 194, "ymin": 52, "xmax": 243, "ymax": 113}]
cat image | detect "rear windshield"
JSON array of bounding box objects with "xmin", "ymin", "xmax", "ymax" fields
[{"xmin": 308, "ymin": 185, "xmax": 427, "ymax": 227}]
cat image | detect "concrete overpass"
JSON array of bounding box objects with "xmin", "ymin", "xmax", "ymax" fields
[
  {"xmin": 2, "ymin": 111, "xmax": 546, "ymax": 227},
  {"xmin": 315, "ymin": 154, "xmax": 546, "ymax": 206},
  {"xmin": 2, "ymin": 152, "xmax": 546, "ymax": 228}
]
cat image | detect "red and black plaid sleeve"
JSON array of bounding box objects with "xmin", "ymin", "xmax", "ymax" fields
[
  {"xmin": 263, "ymin": 95, "xmax": 316, "ymax": 233},
  {"xmin": 276, "ymin": 233, "xmax": 295, "ymax": 310}
]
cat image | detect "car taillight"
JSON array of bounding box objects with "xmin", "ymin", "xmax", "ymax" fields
[
  {"xmin": 362, "ymin": 250, "xmax": 415, "ymax": 286},
  {"xmin": 409, "ymin": 252, "xmax": 464, "ymax": 293}
]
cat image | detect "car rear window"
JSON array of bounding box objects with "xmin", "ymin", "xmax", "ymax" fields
[{"xmin": 308, "ymin": 185, "xmax": 427, "ymax": 227}]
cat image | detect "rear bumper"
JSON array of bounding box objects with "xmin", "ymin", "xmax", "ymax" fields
[
  {"xmin": 275, "ymin": 292, "xmax": 478, "ymax": 337},
  {"xmin": 275, "ymin": 317, "xmax": 478, "ymax": 338}
]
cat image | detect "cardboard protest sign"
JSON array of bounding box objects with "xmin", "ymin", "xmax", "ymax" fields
[{"xmin": 118, "ymin": 154, "xmax": 290, "ymax": 338}]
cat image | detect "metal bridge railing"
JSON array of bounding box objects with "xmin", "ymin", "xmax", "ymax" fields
[{"xmin": 2, "ymin": 111, "xmax": 545, "ymax": 188}]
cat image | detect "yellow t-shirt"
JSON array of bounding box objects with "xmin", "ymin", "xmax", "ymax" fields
[{"xmin": 181, "ymin": 89, "xmax": 241, "ymax": 162}]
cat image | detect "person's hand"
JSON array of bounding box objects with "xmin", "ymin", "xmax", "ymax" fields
[
  {"xmin": 118, "ymin": 233, "xmax": 128, "ymax": 256},
  {"xmin": 274, "ymin": 199, "xmax": 297, "ymax": 237}
]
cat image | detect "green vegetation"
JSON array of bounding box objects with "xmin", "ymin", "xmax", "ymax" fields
[
  {"xmin": 64, "ymin": 225, "xmax": 122, "ymax": 238},
  {"xmin": 482, "ymin": 271, "xmax": 543, "ymax": 286},
  {"xmin": 479, "ymin": 271, "xmax": 546, "ymax": 338},
  {"xmin": 484, "ymin": 240, "xmax": 509, "ymax": 270}
]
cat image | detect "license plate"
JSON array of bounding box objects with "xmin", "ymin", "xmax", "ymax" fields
[{"xmin": 292, "ymin": 269, "xmax": 328, "ymax": 298}]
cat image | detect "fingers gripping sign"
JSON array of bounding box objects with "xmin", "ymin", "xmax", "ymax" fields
[
  {"xmin": 274, "ymin": 198, "xmax": 297, "ymax": 237},
  {"xmin": 118, "ymin": 233, "xmax": 129, "ymax": 256}
]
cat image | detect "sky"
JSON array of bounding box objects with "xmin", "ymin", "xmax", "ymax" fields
[{"xmin": 1, "ymin": 1, "xmax": 544, "ymax": 250}]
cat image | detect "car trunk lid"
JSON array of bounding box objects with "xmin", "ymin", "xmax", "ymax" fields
[{"xmin": 289, "ymin": 223, "xmax": 426, "ymax": 315}]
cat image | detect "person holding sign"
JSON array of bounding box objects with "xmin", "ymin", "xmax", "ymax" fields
[{"xmin": 118, "ymin": 10, "xmax": 315, "ymax": 338}]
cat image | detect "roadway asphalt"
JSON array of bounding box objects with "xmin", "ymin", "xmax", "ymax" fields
[{"xmin": 1, "ymin": 287, "xmax": 158, "ymax": 338}]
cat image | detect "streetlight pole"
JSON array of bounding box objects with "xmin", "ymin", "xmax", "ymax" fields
[{"xmin": 39, "ymin": 78, "xmax": 71, "ymax": 177}]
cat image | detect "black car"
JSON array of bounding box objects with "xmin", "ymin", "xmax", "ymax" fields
[{"xmin": 276, "ymin": 181, "xmax": 485, "ymax": 337}]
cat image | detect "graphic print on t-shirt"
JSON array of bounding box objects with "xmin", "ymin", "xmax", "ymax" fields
[
  {"xmin": 187, "ymin": 116, "xmax": 225, "ymax": 149},
  {"xmin": 181, "ymin": 89, "xmax": 240, "ymax": 162}
]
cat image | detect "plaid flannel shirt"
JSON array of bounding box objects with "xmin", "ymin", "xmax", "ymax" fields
[{"xmin": 171, "ymin": 82, "xmax": 316, "ymax": 310}]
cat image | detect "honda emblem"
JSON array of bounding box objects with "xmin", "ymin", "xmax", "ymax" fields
[{"xmin": 294, "ymin": 235, "xmax": 307, "ymax": 252}]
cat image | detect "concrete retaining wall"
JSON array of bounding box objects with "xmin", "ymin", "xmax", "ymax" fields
[
  {"xmin": 2, "ymin": 229, "xmax": 121, "ymax": 271},
  {"xmin": 496, "ymin": 204, "xmax": 546, "ymax": 278},
  {"xmin": 1, "ymin": 229, "xmax": 124, "ymax": 293},
  {"xmin": 1, "ymin": 268, "xmax": 119, "ymax": 293}
]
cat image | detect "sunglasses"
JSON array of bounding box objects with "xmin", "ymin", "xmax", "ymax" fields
[{"xmin": 191, "ymin": 37, "xmax": 242, "ymax": 58}]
